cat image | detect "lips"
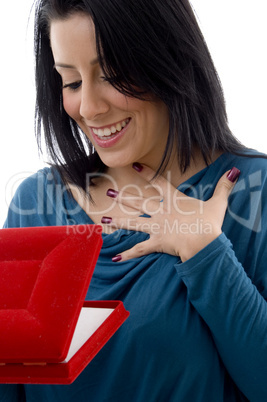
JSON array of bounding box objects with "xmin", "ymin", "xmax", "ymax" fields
[
  {"xmin": 89, "ymin": 118, "xmax": 131, "ymax": 148},
  {"xmin": 91, "ymin": 118, "xmax": 130, "ymax": 139}
]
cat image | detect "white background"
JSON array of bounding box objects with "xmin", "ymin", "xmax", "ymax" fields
[{"xmin": 0, "ymin": 0, "xmax": 266, "ymax": 226}]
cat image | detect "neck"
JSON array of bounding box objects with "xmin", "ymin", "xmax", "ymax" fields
[{"xmin": 105, "ymin": 148, "xmax": 216, "ymax": 191}]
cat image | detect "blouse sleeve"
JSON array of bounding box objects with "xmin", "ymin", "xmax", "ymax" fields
[
  {"xmin": 175, "ymin": 233, "xmax": 267, "ymax": 401},
  {"xmin": 174, "ymin": 157, "xmax": 267, "ymax": 401}
]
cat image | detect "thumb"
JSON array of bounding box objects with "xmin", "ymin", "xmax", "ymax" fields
[{"xmin": 213, "ymin": 167, "xmax": 241, "ymax": 200}]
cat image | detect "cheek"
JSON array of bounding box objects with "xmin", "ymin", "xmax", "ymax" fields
[{"xmin": 62, "ymin": 93, "xmax": 81, "ymax": 121}]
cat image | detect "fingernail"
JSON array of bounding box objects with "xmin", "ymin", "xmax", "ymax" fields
[
  {"xmin": 227, "ymin": 167, "xmax": 241, "ymax": 183},
  {"xmin": 132, "ymin": 162, "xmax": 143, "ymax": 172},
  {"xmin": 101, "ymin": 216, "xmax": 112, "ymax": 224},
  {"xmin": 112, "ymin": 255, "xmax": 122, "ymax": 262},
  {"xmin": 106, "ymin": 189, "xmax": 119, "ymax": 198}
]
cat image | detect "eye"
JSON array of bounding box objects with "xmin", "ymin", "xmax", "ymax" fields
[{"xmin": 62, "ymin": 81, "xmax": 82, "ymax": 91}]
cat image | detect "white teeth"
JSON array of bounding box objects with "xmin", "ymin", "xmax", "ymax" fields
[
  {"xmin": 116, "ymin": 123, "xmax": 122, "ymax": 132},
  {"xmin": 93, "ymin": 119, "xmax": 130, "ymax": 138},
  {"xmin": 104, "ymin": 128, "xmax": 111, "ymax": 136}
]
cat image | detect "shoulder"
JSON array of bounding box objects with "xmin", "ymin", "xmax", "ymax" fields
[
  {"xmin": 226, "ymin": 149, "xmax": 267, "ymax": 179},
  {"xmin": 224, "ymin": 150, "xmax": 267, "ymax": 234},
  {"xmin": 9, "ymin": 167, "xmax": 64, "ymax": 207},
  {"xmin": 215, "ymin": 150, "xmax": 267, "ymax": 195},
  {"xmin": 3, "ymin": 167, "xmax": 67, "ymax": 228},
  {"xmin": 227, "ymin": 151, "xmax": 267, "ymax": 200},
  {"xmin": 13, "ymin": 167, "xmax": 56, "ymax": 193}
]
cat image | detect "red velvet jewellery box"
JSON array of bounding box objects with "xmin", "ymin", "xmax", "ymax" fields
[{"xmin": 0, "ymin": 225, "xmax": 129, "ymax": 384}]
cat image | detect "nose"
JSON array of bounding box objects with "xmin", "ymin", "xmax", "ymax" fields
[{"xmin": 79, "ymin": 82, "xmax": 109, "ymax": 121}]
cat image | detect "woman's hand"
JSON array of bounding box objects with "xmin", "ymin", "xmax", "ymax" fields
[{"xmin": 101, "ymin": 163, "xmax": 240, "ymax": 263}]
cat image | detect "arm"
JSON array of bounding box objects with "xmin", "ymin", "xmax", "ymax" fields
[
  {"xmin": 102, "ymin": 162, "xmax": 267, "ymax": 400},
  {"xmin": 175, "ymin": 234, "xmax": 267, "ymax": 401}
]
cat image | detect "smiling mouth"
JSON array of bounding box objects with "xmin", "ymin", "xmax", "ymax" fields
[{"xmin": 91, "ymin": 118, "xmax": 131, "ymax": 140}]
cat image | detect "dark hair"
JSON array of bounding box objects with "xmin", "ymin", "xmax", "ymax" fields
[{"xmin": 34, "ymin": 0, "xmax": 244, "ymax": 191}]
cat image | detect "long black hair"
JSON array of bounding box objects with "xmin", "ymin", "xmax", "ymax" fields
[{"xmin": 34, "ymin": 0, "xmax": 245, "ymax": 191}]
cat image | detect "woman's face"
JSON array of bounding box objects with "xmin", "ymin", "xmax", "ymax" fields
[{"xmin": 50, "ymin": 13, "xmax": 170, "ymax": 170}]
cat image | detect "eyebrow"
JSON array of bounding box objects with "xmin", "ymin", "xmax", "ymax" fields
[{"xmin": 54, "ymin": 58, "xmax": 99, "ymax": 69}]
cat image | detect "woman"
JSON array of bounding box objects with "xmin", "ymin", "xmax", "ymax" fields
[{"xmin": 1, "ymin": 0, "xmax": 267, "ymax": 400}]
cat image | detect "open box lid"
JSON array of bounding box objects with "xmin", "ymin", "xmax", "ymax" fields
[{"xmin": 0, "ymin": 225, "xmax": 110, "ymax": 364}]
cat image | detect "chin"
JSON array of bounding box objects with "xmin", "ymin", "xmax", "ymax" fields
[{"xmin": 99, "ymin": 155, "xmax": 133, "ymax": 169}]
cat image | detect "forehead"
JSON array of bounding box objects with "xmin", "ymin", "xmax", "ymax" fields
[{"xmin": 50, "ymin": 13, "xmax": 96, "ymax": 65}]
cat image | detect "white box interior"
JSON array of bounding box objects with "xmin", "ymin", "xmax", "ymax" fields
[{"xmin": 63, "ymin": 307, "xmax": 114, "ymax": 363}]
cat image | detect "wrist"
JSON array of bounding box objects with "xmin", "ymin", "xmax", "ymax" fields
[{"xmin": 180, "ymin": 231, "xmax": 222, "ymax": 262}]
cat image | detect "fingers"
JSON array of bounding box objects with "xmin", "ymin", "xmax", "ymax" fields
[
  {"xmin": 101, "ymin": 216, "xmax": 156, "ymax": 234},
  {"xmin": 107, "ymin": 189, "xmax": 162, "ymax": 216},
  {"xmin": 212, "ymin": 167, "xmax": 241, "ymax": 200},
  {"xmin": 111, "ymin": 238, "xmax": 159, "ymax": 262},
  {"xmin": 105, "ymin": 165, "xmax": 241, "ymax": 263},
  {"xmin": 209, "ymin": 167, "xmax": 241, "ymax": 225},
  {"xmin": 106, "ymin": 163, "xmax": 187, "ymax": 217},
  {"xmin": 132, "ymin": 163, "xmax": 186, "ymax": 199}
]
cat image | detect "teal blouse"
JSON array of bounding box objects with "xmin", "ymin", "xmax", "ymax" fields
[{"xmin": 1, "ymin": 151, "xmax": 267, "ymax": 401}]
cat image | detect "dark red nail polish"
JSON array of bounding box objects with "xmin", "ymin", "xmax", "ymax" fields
[
  {"xmin": 107, "ymin": 189, "xmax": 119, "ymax": 198},
  {"xmin": 227, "ymin": 167, "xmax": 241, "ymax": 183},
  {"xmin": 112, "ymin": 255, "xmax": 122, "ymax": 262},
  {"xmin": 101, "ymin": 216, "xmax": 112, "ymax": 224},
  {"xmin": 132, "ymin": 162, "xmax": 143, "ymax": 172}
]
